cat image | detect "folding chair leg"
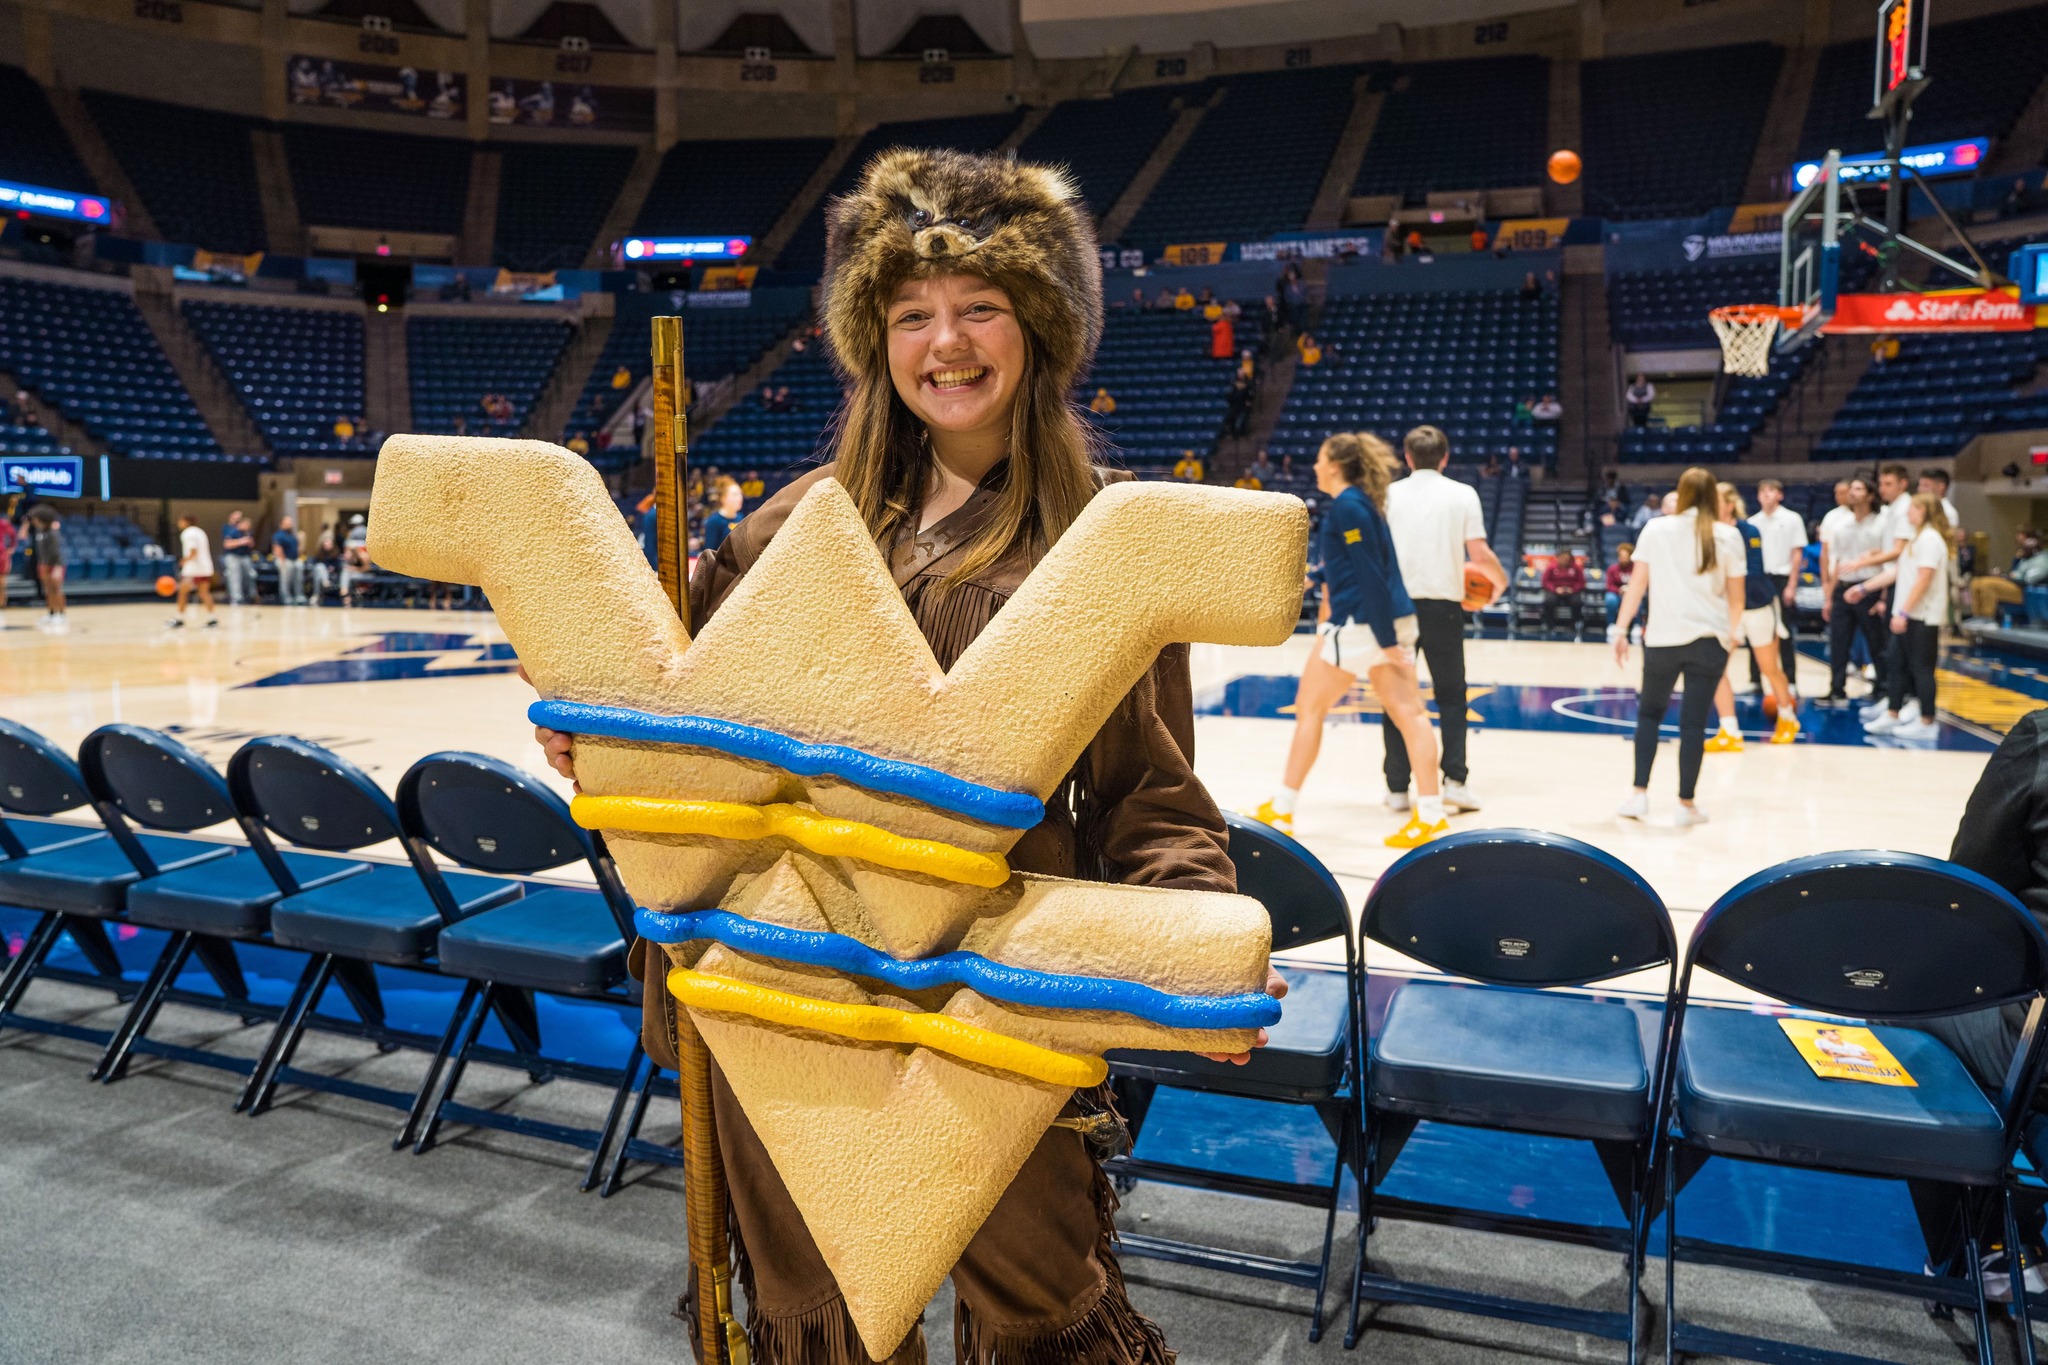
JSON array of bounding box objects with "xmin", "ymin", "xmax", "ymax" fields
[
  {"xmin": 0, "ymin": 911, "xmax": 64, "ymax": 1029},
  {"xmin": 237, "ymin": 953, "xmax": 333, "ymax": 1114},
  {"xmin": 395, "ymin": 979, "xmax": 481, "ymax": 1151},
  {"xmin": 63, "ymin": 916, "xmax": 126, "ymax": 981},
  {"xmin": 1663, "ymin": 1148, "xmax": 1680, "ymax": 1365},
  {"xmin": 1344, "ymin": 1115, "xmax": 1380, "ymax": 1350},
  {"xmin": 600, "ymin": 1062, "xmax": 660, "ymax": 1198},
  {"xmin": 1624, "ymin": 1149, "xmax": 1645, "ymax": 1365},
  {"xmin": 414, "ymin": 983, "xmax": 495, "ymax": 1155},
  {"xmin": 2007, "ymin": 1186, "xmax": 2038, "ymax": 1365},
  {"xmin": 1965, "ymin": 1223, "xmax": 1997, "ymax": 1365},
  {"xmin": 582, "ymin": 1039, "xmax": 645, "ymax": 1192},
  {"xmin": 92, "ymin": 931, "xmax": 195, "ymax": 1082},
  {"xmin": 1306, "ymin": 1106, "xmax": 1350, "ymax": 1344}
]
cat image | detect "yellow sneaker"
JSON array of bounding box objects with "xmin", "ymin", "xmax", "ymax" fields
[
  {"xmin": 1250, "ymin": 800, "xmax": 1294, "ymax": 836},
  {"xmin": 1770, "ymin": 712, "xmax": 1801, "ymax": 745},
  {"xmin": 1702, "ymin": 731, "xmax": 1744, "ymax": 754},
  {"xmin": 1384, "ymin": 816, "xmax": 1448, "ymax": 849}
]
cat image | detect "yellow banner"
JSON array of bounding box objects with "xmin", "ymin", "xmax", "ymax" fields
[
  {"xmin": 1728, "ymin": 201, "xmax": 1790, "ymax": 234},
  {"xmin": 193, "ymin": 249, "xmax": 264, "ymax": 280},
  {"xmin": 1777, "ymin": 1019, "xmax": 1917, "ymax": 1087},
  {"xmin": 1491, "ymin": 218, "xmax": 1569, "ymax": 251},
  {"xmin": 491, "ymin": 268, "xmax": 557, "ymax": 295},
  {"xmin": 699, "ymin": 265, "xmax": 758, "ymax": 292},
  {"xmin": 1162, "ymin": 242, "xmax": 1227, "ymax": 267}
]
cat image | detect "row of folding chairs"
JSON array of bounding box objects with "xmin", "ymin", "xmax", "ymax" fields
[
  {"xmin": 0, "ymin": 718, "xmax": 676, "ymax": 1194},
  {"xmin": 1104, "ymin": 819, "xmax": 2048, "ymax": 1365}
]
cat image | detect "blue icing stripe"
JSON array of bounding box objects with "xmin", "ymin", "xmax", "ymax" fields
[
  {"xmin": 529, "ymin": 701, "xmax": 1044, "ymax": 830},
  {"xmin": 636, "ymin": 908, "xmax": 1282, "ymax": 1031}
]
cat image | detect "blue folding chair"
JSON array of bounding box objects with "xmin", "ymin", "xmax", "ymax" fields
[
  {"xmin": 1349, "ymin": 828, "xmax": 1675, "ymax": 1362},
  {"xmin": 1103, "ymin": 813, "xmax": 1360, "ymax": 1341},
  {"xmin": 0, "ymin": 719, "xmax": 235, "ymax": 1045},
  {"xmin": 228, "ymin": 735, "xmax": 523, "ymax": 1116},
  {"xmin": 1661, "ymin": 851, "xmax": 2048, "ymax": 1365},
  {"xmin": 392, "ymin": 751, "xmax": 644, "ymax": 1188},
  {"xmin": 81, "ymin": 724, "xmax": 371, "ymax": 1082}
]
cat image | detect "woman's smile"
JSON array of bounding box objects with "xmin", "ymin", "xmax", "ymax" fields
[{"xmin": 924, "ymin": 365, "xmax": 991, "ymax": 392}]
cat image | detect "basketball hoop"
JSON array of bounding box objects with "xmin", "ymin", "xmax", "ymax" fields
[{"xmin": 1709, "ymin": 305, "xmax": 1802, "ymax": 378}]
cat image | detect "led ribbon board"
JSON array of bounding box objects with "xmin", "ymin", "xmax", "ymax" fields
[
  {"xmin": 619, "ymin": 236, "xmax": 752, "ymax": 262},
  {"xmin": 1792, "ymin": 138, "xmax": 1990, "ymax": 189},
  {"xmin": 0, "ymin": 178, "xmax": 113, "ymax": 225}
]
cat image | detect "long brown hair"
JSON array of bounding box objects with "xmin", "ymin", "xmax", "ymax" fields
[
  {"xmin": 1321, "ymin": 432, "xmax": 1397, "ymax": 512},
  {"xmin": 1910, "ymin": 490, "xmax": 1952, "ymax": 543},
  {"xmin": 1675, "ymin": 466, "xmax": 1719, "ymax": 573},
  {"xmin": 827, "ymin": 277, "xmax": 1100, "ymax": 588}
]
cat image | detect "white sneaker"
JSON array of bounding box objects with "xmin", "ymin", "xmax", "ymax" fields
[
  {"xmin": 1865, "ymin": 711, "xmax": 1905, "ymax": 734},
  {"xmin": 1674, "ymin": 804, "xmax": 1710, "ymax": 827},
  {"xmin": 1384, "ymin": 790, "xmax": 1410, "ymax": 813},
  {"xmin": 1442, "ymin": 781, "xmax": 1481, "ymax": 814},
  {"xmin": 1860, "ymin": 699, "xmax": 1891, "ymax": 722},
  {"xmin": 1616, "ymin": 791, "xmax": 1649, "ymax": 820},
  {"xmin": 1896, "ymin": 699, "xmax": 1921, "ymax": 726},
  {"xmin": 1892, "ymin": 718, "xmax": 1940, "ymax": 742}
]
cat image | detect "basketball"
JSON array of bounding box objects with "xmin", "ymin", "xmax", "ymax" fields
[
  {"xmin": 154, "ymin": 575, "xmax": 176, "ymax": 597},
  {"xmin": 1762, "ymin": 694, "xmax": 1779, "ymax": 721},
  {"xmin": 1547, "ymin": 149, "xmax": 1582, "ymax": 184},
  {"xmin": 1461, "ymin": 564, "xmax": 1494, "ymax": 611}
]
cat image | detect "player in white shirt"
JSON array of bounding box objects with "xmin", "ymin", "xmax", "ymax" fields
[
  {"xmin": 1918, "ymin": 468, "xmax": 1958, "ymax": 533},
  {"xmin": 1610, "ymin": 468, "xmax": 1746, "ymax": 826},
  {"xmin": 1381, "ymin": 425, "xmax": 1508, "ymax": 814},
  {"xmin": 1819, "ymin": 477, "xmax": 1888, "ymax": 704},
  {"xmin": 171, "ymin": 514, "xmax": 218, "ymax": 628},
  {"xmin": 1848, "ymin": 492, "xmax": 1951, "ymax": 741},
  {"xmin": 1839, "ymin": 464, "xmax": 1915, "ymax": 721}
]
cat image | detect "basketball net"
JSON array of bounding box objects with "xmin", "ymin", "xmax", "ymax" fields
[{"xmin": 1709, "ymin": 305, "xmax": 1798, "ymax": 379}]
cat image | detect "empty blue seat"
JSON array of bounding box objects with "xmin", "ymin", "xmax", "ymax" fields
[{"xmin": 436, "ymin": 887, "xmax": 627, "ymax": 995}]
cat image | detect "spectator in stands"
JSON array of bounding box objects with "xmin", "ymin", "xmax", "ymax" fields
[
  {"xmin": 1480, "ymin": 453, "xmax": 1502, "ymax": 478},
  {"xmin": 1531, "ymin": 393, "xmax": 1562, "ymax": 424},
  {"xmin": 1519, "ymin": 271, "xmax": 1541, "ymax": 302},
  {"xmin": 1469, "ymin": 227, "xmax": 1489, "ymax": 254},
  {"xmin": 1605, "ymin": 544, "xmax": 1635, "ymax": 630},
  {"xmin": 1236, "ymin": 350, "xmax": 1256, "ymax": 382},
  {"xmin": 1279, "ymin": 453, "xmax": 1296, "ymax": 480},
  {"xmin": 1855, "ymin": 492, "xmax": 1952, "ymax": 741},
  {"xmin": 1127, "ymin": 288, "xmax": 1145, "ymax": 311},
  {"xmin": 1224, "ymin": 373, "xmax": 1254, "ymax": 437},
  {"xmin": 1613, "ymin": 467, "xmax": 1744, "ymax": 825},
  {"xmin": 220, "ymin": 511, "xmax": 256, "ymax": 606},
  {"xmin": 453, "ymin": 415, "xmax": 467, "ymax": 437},
  {"xmin": 1505, "ymin": 446, "xmax": 1526, "ymax": 479},
  {"xmin": 340, "ymin": 514, "xmax": 370, "ymax": 607},
  {"xmin": 1172, "ymin": 451, "xmax": 1204, "ymax": 483},
  {"xmin": 1625, "ymin": 374, "xmax": 1656, "ymax": 428},
  {"xmin": 1382, "ymin": 221, "xmax": 1401, "ymax": 264},
  {"xmin": 1599, "ymin": 490, "xmax": 1626, "ymax": 527},
  {"xmin": 1404, "ymin": 229, "xmax": 1424, "ymax": 256},
  {"xmin": 271, "ymin": 515, "xmax": 303, "ymax": 606},
  {"xmin": 1824, "ymin": 477, "xmax": 1890, "ymax": 705},
  {"xmin": 1209, "ymin": 311, "xmax": 1235, "ymax": 360},
  {"xmin": 610, "ymin": 364, "xmax": 631, "ymax": 390},
  {"xmin": 1173, "ymin": 286, "xmax": 1195, "ymax": 311},
  {"xmin": 333, "ymin": 416, "xmax": 355, "ymax": 441},
  {"xmin": 2001, "ymin": 173, "xmax": 2037, "ymax": 218},
  {"xmin": 741, "ymin": 471, "xmax": 765, "ymax": 500},
  {"xmin": 701, "ymin": 477, "xmax": 744, "ymax": 553},
  {"xmin": 1233, "ymin": 468, "xmax": 1263, "ymax": 491},
  {"xmin": 1088, "ymin": 387, "xmax": 1116, "ymax": 416},
  {"xmin": 1871, "ymin": 334, "xmax": 1901, "ymax": 367},
  {"xmin": 633, "ymin": 404, "xmax": 651, "ymax": 446},
  {"xmin": 758, "ymin": 385, "xmax": 776, "ymax": 412},
  {"xmin": 1513, "ymin": 396, "xmax": 1535, "ymax": 425},
  {"xmin": 1261, "ymin": 293, "xmax": 1284, "ymax": 337},
  {"xmin": 1968, "ymin": 527, "xmax": 2048, "ymax": 622},
  {"xmin": 1540, "ymin": 551, "xmax": 1584, "ymax": 638},
  {"xmin": 1197, "ymin": 286, "xmax": 1217, "ymax": 315},
  {"xmin": 26, "ymin": 506, "xmax": 65, "ymax": 633},
  {"xmin": 171, "ymin": 514, "xmax": 217, "ymax": 628},
  {"xmin": 1281, "ymin": 266, "xmax": 1306, "ymax": 324},
  {"xmin": 1221, "ymin": 298, "xmax": 1242, "ymax": 321},
  {"xmin": 1630, "ymin": 491, "xmax": 1658, "ymax": 531},
  {"xmin": 1248, "ymin": 449, "xmax": 1275, "ymax": 485},
  {"xmin": 309, "ymin": 527, "xmax": 339, "ymax": 603},
  {"xmin": 1151, "ymin": 286, "xmax": 1175, "ymax": 310},
  {"xmin": 1296, "ymin": 333, "xmax": 1323, "ymax": 367},
  {"xmin": 567, "ymin": 434, "xmax": 591, "ymax": 457}
]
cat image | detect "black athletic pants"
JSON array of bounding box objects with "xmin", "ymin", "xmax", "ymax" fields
[
  {"xmin": 1904, "ymin": 1005, "xmax": 2045, "ymax": 1268},
  {"xmin": 1540, "ymin": 590, "xmax": 1578, "ymax": 637},
  {"xmin": 1632, "ymin": 636, "xmax": 1727, "ymax": 801},
  {"xmin": 1384, "ymin": 598, "xmax": 1468, "ymax": 791},
  {"xmin": 1885, "ymin": 618, "xmax": 1939, "ymax": 717},
  {"xmin": 1827, "ymin": 581, "xmax": 1889, "ymax": 697}
]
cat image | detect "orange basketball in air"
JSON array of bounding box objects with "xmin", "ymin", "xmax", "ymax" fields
[
  {"xmin": 1761, "ymin": 693, "xmax": 1779, "ymax": 721},
  {"xmin": 1461, "ymin": 564, "xmax": 1495, "ymax": 611},
  {"xmin": 1547, "ymin": 149, "xmax": 1582, "ymax": 185},
  {"xmin": 155, "ymin": 575, "xmax": 177, "ymax": 597}
]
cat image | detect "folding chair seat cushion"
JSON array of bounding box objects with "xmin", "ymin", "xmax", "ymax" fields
[
  {"xmin": 269, "ymin": 864, "xmax": 522, "ymax": 965},
  {"xmin": 3, "ymin": 818, "xmax": 106, "ymax": 859},
  {"xmin": 125, "ymin": 849, "xmax": 370, "ymax": 937},
  {"xmin": 434, "ymin": 887, "xmax": 629, "ymax": 994},
  {"xmin": 1109, "ymin": 962, "xmax": 1350, "ymax": 1100},
  {"xmin": 0, "ymin": 834, "xmax": 234, "ymax": 915},
  {"xmin": 1369, "ymin": 980, "xmax": 1650, "ymax": 1141},
  {"xmin": 1676, "ymin": 1007, "xmax": 2005, "ymax": 1184}
]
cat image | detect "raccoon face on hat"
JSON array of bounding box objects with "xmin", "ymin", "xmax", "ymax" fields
[{"xmin": 823, "ymin": 147, "xmax": 1103, "ymax": 394}]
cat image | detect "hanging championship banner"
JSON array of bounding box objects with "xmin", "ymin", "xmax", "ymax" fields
[
  {"xmin": 1161, "ymin": 242, "xmax": 1227, "ymax": 266},
  {"xmin": 288, "ymin": 56, "xmax": 464, "ymax": 119},
  {"xmin": 1823, "ymin": 289, "xmax": 2034, "ymax": 333},
  {"xmin": 487, "ymin": 79, "xmax": 653, "ymax": 131}
]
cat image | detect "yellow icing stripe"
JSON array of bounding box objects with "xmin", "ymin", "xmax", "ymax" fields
[
  {"xmin": 668, "ymin": 967, "xmax": 1107, "ymax": 1089},
  {"xmin": 573, "ymin": 794, "xmax": 1011, "ymax": 888}
]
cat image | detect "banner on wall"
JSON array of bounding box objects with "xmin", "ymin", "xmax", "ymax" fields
[
  {"xmin": 487, "ymin": 79, "xmax": 653, "ymax": 131},
  {"xmin": 191, "ymin": 250, "xmax": 264, "ymax": 283},
  {"xmin": 699, "ymin": 265, "xmax": 759, "ymax": 292},
  {"xmin": 1823, "ymin": 289, "xmax": 2034, "ymax": 333},
  {"xmin": 1492, "ymin": 218, "xmax": 1569, "ymax": 251},
  {"xmin": 1727, "ymin": 201, "xmax": 1790, "ymax": 234},
  {"xmin": 1237, "ymin": 233, "xmax": 1378, "ymax": 262},
  {"xmin": 1161, "ymin": 242, "xmax": 1227, "ymax": 266},
  {"xmin": 288, "ymin": 56, "xmax": 464, "ymax": 119},
  {"xmin": 491, "ymin": 269, "xmax": 557, "ymax": 295}
]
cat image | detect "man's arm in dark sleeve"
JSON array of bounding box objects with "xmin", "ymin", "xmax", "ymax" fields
[{"xmin": 1951, "ymin": 709, "xmax": 2048, "ymax": 924}]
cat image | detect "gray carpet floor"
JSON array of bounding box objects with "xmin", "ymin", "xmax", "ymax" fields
[{"xmin": 0, "ymin": 980, "xmax": 2028, "ymax": 1363}]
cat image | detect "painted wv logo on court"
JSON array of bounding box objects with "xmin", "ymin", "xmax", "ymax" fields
[{"xmin": 239, "ymin": 632, "xmax": 522, "ymax": 689}]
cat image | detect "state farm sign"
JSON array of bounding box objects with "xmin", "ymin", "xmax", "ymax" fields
[{"xmin": 1823, "ymin": 290, "xmax": 2034, "ymax": 333}]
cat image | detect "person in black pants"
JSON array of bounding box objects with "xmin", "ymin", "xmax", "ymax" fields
[{"xmin": 1823, "ymin": 477, "xmax": 1889, "ymax": 702}]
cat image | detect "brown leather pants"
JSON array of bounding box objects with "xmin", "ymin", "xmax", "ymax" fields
[{"xmin": 711, "ymin": 1062, "xmax": 1174, "ymax": 1364}]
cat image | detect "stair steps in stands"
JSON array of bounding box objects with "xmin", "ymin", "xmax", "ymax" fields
[
  {"xmin": 459, "ymin": 149, "xmax": 502, "ymax": 268},
  {"xmin": 998, "ymin": 106, "xmax": 1053, "ymax": 155},
  {"xmin": 130, "ymin": 268, "xmax": 269, "ymax": 458},
  {"xmin": 1743, "ymin": 44, "xmax": 1822, "ymax": 203},
  {"xmin": 1305, "ymin": 74, "xmax": 1383, "ymax": 231},
  {"xmin": 364, "ymin": 308, "xmax": 411, "ymax": 435},
  {"xmin": 761, "ymin": 134, "xmax": 865, "ymax": 271},
  {"xmin": 0, "ymin": 368, "xmax": 107, "ymax": 458},
  {"xmin": 521, "ymin": 302, "xmax": 615, "ymax": 442},
  {"xmin": 1560, "ymin": 246, "xmax": 1618, "ymax": 479},
  {"xmin": 44, "ymin": 86, "xmax": 159, "ymax": 240},
  {"xmin": 250, "ymin": 127, "xmax": 305, "ymax": 257},
  {"xmin": 582, "ymin": 141, "xmax": 662, "ymax": 269},
  {"xmin": 1097, "ymin": 87, "xmax": 1222, "ymax": 245},
  {"xmin": 690, "ymin": 316, "xmax": 819, "ymax": 438},
  {"xmin": 1545, "ymin": 56, "xmax": 1583, "ymax": 217},
  {"xmin": 1991, "ymin": 62, "xmax": 2048, "ymax": 174},
  {"xmin": 1747, "ymin": 337, "xmax": 1872, "ymax": 464}
]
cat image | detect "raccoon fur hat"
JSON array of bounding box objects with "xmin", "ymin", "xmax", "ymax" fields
[{"xmin": 821, "ymin": 147, "xmax": 1102, "ymax": 393}]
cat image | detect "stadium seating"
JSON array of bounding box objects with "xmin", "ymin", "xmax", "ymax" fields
[
  {"xmin": 1126, "ymin": 66, "xmax": 1362, "ymax": 253},
  {"xmin": 1606, "ymin": 258, "xmax": 1780, "ymax": 350},
  {"xmin": 1615, "ymin": 350, "xmax": 1816, "ymax": 465},
  {"xmin": 494, "ymin": 143, "xmax": 638, "ymax": 271},
  {"xmin": 1081, "ymin": 305, "xmax": 1255, "ymax": 470},
  {"xmin": 0, "ymin": 64, "xmax": 93, "ymax": 191},
  {"xmin": 1352, "ymin": 57, "xmax": 1548, "ymax": 202},
  {"xmin": 182, "ymin": 300, "xmax": 368, "ymax": 457},
  {"xmin": 283, "ymin": 125, "xmax": 472, "ymax": 235},
  {"xmin": 1815, "ymin": 331, "xmax": 2045, "ymax": 462},
  {"xmin": 1015, "ymin": 84, "xmax": 1190, "ymax": 218},
  {"xmin": 6, "ymin": 513, "xmax": 165, "ymax": 585},
  {"xmin": 1796, "ymin": 4, "xmax": 2048, "ymax": 163},
  {"xmin": 407, "ymin": 315, "xmax": 573, "ymax": 437},
  {"xmin": 82, "ymin": 91, "xmax": 267, "ymax": 254},
  {"xmin": 1268, "ymin": 287, "xmax": 1562, "ymax": 470},
  {"xmin": 1581, "ymin": 45, "xmax": 1782, "ymax": 221},
  {"xmin": 0, "ymin": 276, "xmax": 226, "ymax": 461},
  {"xmin": 688, "ymin": 342, "xmax": 838, "ymax": 472},
  {"xmin": 776, "ymin": 113, "xmax": 1024, "ymax": 275},
  {"xmin": 632, "ymin": 137, "xmax": 835, "ymax": 241}
]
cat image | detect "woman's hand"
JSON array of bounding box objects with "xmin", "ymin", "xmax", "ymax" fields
[
  {"xmin": 517, "ymin": 664, "xmax": 580, "ymax": 786},
  {"xmin": 1384, "ymin": 644, "xmax": 1414, "ymax": 671},
  {"xmin": 1844, "ymin": 584, "xmax": 1865, "ymax": 604},
  {"xmin": 1613, "ymin": 633, "xmax": 1630, "ymax": 669},
  {"xmin": 1196, "ymin": 966, "xmax": 1289, "ymax": 1066},
  {"xmin": 1890, "ymin": 614, "xmax": 1908, "ymax": 635}
]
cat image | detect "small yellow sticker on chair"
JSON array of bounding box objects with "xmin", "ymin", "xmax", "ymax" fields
[{"xmin": 1777, "ymin": 1019, "xmax": 1917, "ymax": 1087}]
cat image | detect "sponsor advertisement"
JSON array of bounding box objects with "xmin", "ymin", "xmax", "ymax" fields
[
  {"xmin": 1237, "ymin": 233, "xmax": 1378, "ymax": 262},
  {"xmin": 1792, "ymin": 136, "xmax": 1989, "ymax": 189},
  {"xmin": 288, "ymin": 56, "xmax": 464, "ymax": 119},
  {"xmin": 0, "ymin": 178, "xmax": 114, "ymax": 225},
  {"xmin": 1822, "ymin": 289, "xmax": 2034, "ymax": 333},
  {"xmin": 1681, "ymin": 230, "xmax": 1779, "ymax": 262},
  {"xmin": 2, "ymin": 455, "xmax": 84, "ymax": 498}
]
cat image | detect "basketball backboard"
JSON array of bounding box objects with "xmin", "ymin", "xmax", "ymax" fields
[{"xmin": 1779, "ymin": 150, "xmax": 1841, "ymax": 349}]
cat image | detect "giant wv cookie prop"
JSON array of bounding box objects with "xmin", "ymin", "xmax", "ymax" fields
[{"xmin": 369, "ymin": 435, "xmax": 1309, "ymax": 1358}]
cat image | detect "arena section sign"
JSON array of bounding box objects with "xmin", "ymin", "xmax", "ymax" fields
[
  {"xmin": 1823, "ymin": 289, "xmax": 2034, "ymax": 333},
  {"xmin": 1161, "ymin": 242, "xmax": 1227, "ymax": 266},
  {"xmin": 0, "ymin": 178, "xmax": 114, "ymax": 225},
  {"xmin": 2, "ymin": 455, "xmax": 84, "ymax": 498}
]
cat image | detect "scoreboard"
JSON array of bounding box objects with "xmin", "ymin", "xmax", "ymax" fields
[{"xmin": 1875, "ymin": 0, "xmax": 1928, "ymax": 113}]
